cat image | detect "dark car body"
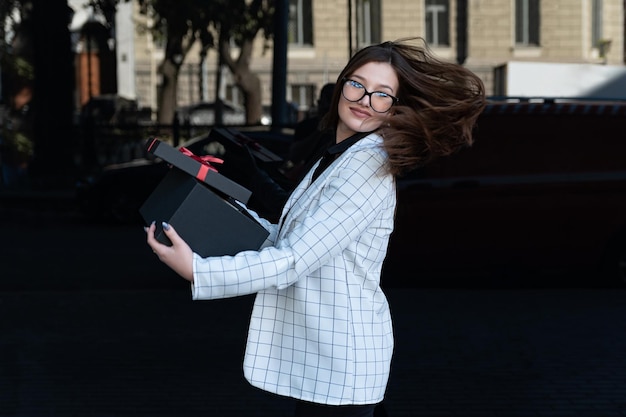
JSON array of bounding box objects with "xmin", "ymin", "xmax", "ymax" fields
[
  {"xmin": 384, "ymin": 99, "xmax": 626, "ymax": 286},
  {"xmin": 80, "ymin": 94, "xmax": 141, "ymax": 125}
]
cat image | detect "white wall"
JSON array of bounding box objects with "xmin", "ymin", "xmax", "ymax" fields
[
  {"xmin": 495, "ymin": 61, "xmax": 626, "ymax": 100},
  {"xmin": 115, "ymin": 2, "xmax": 136, "ymax": 100}
]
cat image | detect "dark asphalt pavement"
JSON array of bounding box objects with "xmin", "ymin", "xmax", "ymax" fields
[{"xmin": 2, "ymin": 191, "xmax": 626, "ymax": 416}]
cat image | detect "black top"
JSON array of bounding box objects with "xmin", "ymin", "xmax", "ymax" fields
[{"xmin": 310, "ymin": 131, "xmax": 372, "ymax": 182}]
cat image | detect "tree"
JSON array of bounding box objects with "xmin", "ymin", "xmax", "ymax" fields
[
  {"xmin": 0, "ymin": 1, "xmax": 29, "ymax": 87},
  {"xmin": 213, "ymin": 0, "xmax": 275, "ymax": 125},
  {"xmin": 0, "ymin": 0, "xmax": 75, "ymax": 185},
  {"xmin": 135, "ymin": 0, "xmax": 218, "ymax": 125},
  {"xmin": 0, "ymin": 0, "xmax": 36, "ymax": 185},
  {"xmin": 95, "ymin": 0, "xmax": 275, "ymax": 126},
  {"xmin": 138, "ymin": 0, "xmax": 275, "ymax": 125}
]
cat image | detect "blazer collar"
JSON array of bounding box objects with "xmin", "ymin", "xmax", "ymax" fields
[{"xmin": 326, "ymin": 131, "xmax": 373, "ymax": 157}]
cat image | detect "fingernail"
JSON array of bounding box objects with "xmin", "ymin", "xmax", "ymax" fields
[
  {"xmin": 151, "ymin": 220, "xmax": 156, "ymax": 226},
  {"xmin": 162, "ymin": 221, "xmax": 170, "ymax": 231},
  {"xmin": 143, "ymin": 226, "xmax": 148, "ymax": 233}
]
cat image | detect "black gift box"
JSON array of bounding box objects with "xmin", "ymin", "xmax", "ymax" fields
[
  {"xmin": 140, "ymin": 138, "xmax": 269, "ymax": 257},
  {"xmin": 145, "ymin": 137, "xmax": 252, "ymax": 203}
]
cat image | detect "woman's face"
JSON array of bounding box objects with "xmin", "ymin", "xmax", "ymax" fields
[{"xmin": 336, "ymin": 61, "xmax": 399, "ymax": 143}]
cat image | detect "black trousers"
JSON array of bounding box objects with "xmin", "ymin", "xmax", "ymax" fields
[{"xmin": 294, "ymin": 400, "xmax": 386, "ymax": 417}]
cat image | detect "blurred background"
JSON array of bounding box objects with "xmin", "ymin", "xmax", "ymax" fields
[
  {"xmin": 1, "ymin": 0, "xmax": 625, "ymax": 185},
  {"xmin": 2, "ymin": 0, "xmax": 626, "ymax": 286}
]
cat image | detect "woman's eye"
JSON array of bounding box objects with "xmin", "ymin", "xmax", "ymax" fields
[
  {"xmin": 374, "ymin": 92, "xmax": 390, "ymax": 98},
  {"xmin": 350, "ymin": 80, "xmax": 364, "ymax": 88}
]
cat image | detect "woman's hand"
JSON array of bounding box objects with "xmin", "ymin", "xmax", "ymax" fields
[{"xmin": 145, "ymin": 221, "xmax": 194, "ymax": 282}]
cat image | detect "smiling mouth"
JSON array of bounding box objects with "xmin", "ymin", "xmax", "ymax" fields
[{"xmin": 350, "ymin": 106, "xmax": 371, "ymax": 118}]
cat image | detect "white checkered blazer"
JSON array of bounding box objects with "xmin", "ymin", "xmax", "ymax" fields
[{"xmin": 191, "ymin": 132, "xmax": 396, "ymax": 405}]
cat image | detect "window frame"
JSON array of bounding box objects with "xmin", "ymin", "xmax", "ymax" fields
[
  {"xmin": 355, "ymin": 0, "xmax": 382, "ymax": 49},
  {"xmin": 591, "ymin": 0, "xmax": 603, "ymax": 48},
  {"xmin": 288, "ymin": 0, "xmax": 314, "ymax": 47},
  {"xmin": 425, "ymin": 0, "xmax": 451, "ymax": 47},
  {"xmin": 515, "ymin": 0, "xmax": 540, "ymax": 46},
  {"xmin": 289, "ymin": 83, "xmax": 316, "ymax": 112}
]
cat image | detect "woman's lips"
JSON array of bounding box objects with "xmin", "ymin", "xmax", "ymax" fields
[{"xmin": 350, "ymin": 106, "xmax": 371, "ymax": 118}]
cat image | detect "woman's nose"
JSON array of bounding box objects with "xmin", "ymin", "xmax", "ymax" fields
[{"xmin": 357, "ymin": 93, "xmax": 371, "ymax": 107}]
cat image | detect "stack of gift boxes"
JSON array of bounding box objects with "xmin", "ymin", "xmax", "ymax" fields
[{"xmin": 140, "ymin": 136, "xmax": 270, "ymax": 257}]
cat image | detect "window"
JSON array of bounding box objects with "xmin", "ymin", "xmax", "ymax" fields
[
  {"xmin": 225, "ymin": 85, "xmax": 241, "ymax": 106},
  {"xmin": 591, "ymin": 0, "xmax": 603, "ymax": 47},
  {"xmin": 289, "ymin": 83, "xmax": 316, "ymax": 111},
  {"xmin": 288, "ymin": 0, "xmax": 313, "ymax": 46},
  {"xmin": 425, "ymin": 0, "xmax": 450, "ymax": 46},
  {"xmin": 355, "ymin": 0, "xmax": 381, "ymax": 49},
  {"xmin": 515, "ymin": 0, "xmax": 540, "ymax": 46}
]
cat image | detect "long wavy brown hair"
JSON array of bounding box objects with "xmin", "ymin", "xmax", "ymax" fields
[{"xmin": 321, "ymin": 37, "xmax": 486, "ymax": 177}]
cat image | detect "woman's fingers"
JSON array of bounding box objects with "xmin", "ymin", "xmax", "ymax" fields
[
  {"xmin": 145, "ymin": 221, "xmax": 159, "ymax": 251},
  {"xmin": 145, "ymin": 221, "xmax": 194, "ymax": 281}
]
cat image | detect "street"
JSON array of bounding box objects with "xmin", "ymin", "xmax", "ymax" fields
[{"xmin": 1, "ymin": 196, "xmax": 626, "ymax": 416}]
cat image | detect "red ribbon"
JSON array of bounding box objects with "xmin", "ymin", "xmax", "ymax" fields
[{"xmin": 179, "ymin": 147, "xmax": 224, "ymax": 173}]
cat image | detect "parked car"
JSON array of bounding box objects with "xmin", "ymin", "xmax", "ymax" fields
[
  {"xmin": 176, "ymin": 100, "xmax": 246, "ymax": 126},
  {"xmin": 80, "ymin": 94, "xmax": 140, "ymax": 125}
]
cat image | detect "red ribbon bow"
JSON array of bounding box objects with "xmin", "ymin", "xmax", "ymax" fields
[{"xmin": 179, "ymin": 147, "xmax": 224, "ymax": 173}]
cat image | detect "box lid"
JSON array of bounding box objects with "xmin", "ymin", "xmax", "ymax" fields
[{"xmin": 145, "ymin": 138, "xmax": 252, "ymax": 204}]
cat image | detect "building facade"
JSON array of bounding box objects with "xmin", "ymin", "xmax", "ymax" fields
[{"xmin": 126, "ymin": 0, "xmax": 625, "ymax": 118}]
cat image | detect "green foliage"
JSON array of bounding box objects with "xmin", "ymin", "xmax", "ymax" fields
[
  {"xmin": 3, "ymin": 130, "xmax": 34, "ymax": 156},
  {"xmin": 0, "ymin": 0, "xmax": 35, "ymax": 85},
  {"xmin": 11, "ymin": 56, "xmax": 34, "ymax": 80},
  {"xmin": 213, "ymin": 0, "xmax": 275, "ymax": 46},
  {"xmin": 129, "ymin": 0, "xmax": 274, "ymax": 53},
  {"xmin": 87, "ymin": 0, "xmax": 275, "ymax": 64}
]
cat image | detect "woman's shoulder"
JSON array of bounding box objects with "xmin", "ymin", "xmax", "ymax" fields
[
  {"xmin": 347, "ymin": 132, "xmax": 385, "ymax": 157},
  {"xmin": 352, "ymin": 132, "xmax": 384, "ymax": 149},
  {"xmin": 342, "ymin": 133, "xmax": 389, "ymax": 171}
]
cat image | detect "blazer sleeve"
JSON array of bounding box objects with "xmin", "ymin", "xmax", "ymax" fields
[
  {"xmin": 191, "ymin": 140, "xmax": 394, "ymax": 300},
  {"xmin": 234, "ymin": 200, "xmax": 279, "ymax": 245}
]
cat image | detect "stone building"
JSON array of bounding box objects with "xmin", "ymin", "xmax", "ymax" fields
[{"xmin": 123, "ymin": 0, "xmax": 625, "ymax": 119}]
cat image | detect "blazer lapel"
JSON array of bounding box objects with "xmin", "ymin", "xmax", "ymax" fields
[{"xmin": 277, "ymin": 134, "xmax": 378, "ymax": 240}]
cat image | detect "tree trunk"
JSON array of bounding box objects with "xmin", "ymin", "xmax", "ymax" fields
[
  {"xmin": 157, "ymin": 58, "xmax": 180, "ymax": 126},
  {"xmin": 220, "ymin": 38, "xmax": 263, "ymax": 125},
  {"xmin": 238, "ymin": 68, "xmax": 263, "ymax": 125},
  {"xmin": 156, "ymin": 29, "xmax": 195, "ymax": 126}
]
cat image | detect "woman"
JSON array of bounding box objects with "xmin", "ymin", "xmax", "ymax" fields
[{"xmin": 146, "ymin": 37, "xmax": 486, "ymax": 416}]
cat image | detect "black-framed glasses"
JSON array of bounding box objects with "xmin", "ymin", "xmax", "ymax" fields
[{"xmin": 341, "ymin": 78, "xmax": 399, "ymax": 113}]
